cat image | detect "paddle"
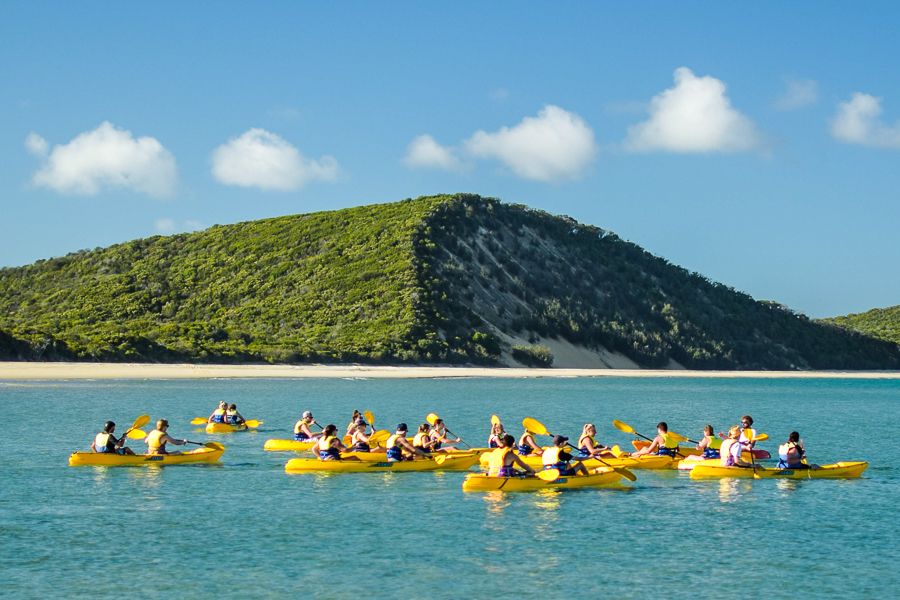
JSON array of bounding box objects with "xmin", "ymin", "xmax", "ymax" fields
[
  {"xmin": 127, "ymin": 429, "xmax": 147, "ymax": 440},
  {"xmin": 613, "ymin": 419, "xmax": 685, "ymax": 459},
  {"xmin": 191, "ymin": 417, "xmax": 207, "ymax": 425},
  {"xmin": 112, "ymin": 414, "xmax": 150, "ymax": 450},
  {"xmin": 364, "ymin": 410, "xmax": 375, "ymax": 427},
  {"xmin": 243, "ymin": 419, "xmax": 262, "ymax": 428},
  {"xmin": 525, "ymin": 417, "xmax": 637, "ymax": 482},
  {"xmin": 537, "ymin": 468, "xmax": 562, "ymax": 482},
  {"xmin": 491, "ymin": 414, "xmax": 500, "ymax": 426},
  {"xmin": 184, "ymin": 440, "xmax": 225, "ymax": 450},
  {"xmin": 426, "ymin": 412, "xmax": 470, "ymax": 449}
]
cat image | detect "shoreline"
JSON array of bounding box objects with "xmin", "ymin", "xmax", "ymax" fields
[{"xmin": 1, "ymin": 361, "xmax": 899, "ymax": 381}]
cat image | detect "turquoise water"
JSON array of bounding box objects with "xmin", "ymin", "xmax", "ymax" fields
[{"xmin": 1, "ymin": 376, "xmax": 898, "ymax": 598}]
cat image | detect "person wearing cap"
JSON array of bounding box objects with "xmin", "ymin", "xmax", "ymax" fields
[
  {"xmin": 293, "ymin": 411, "xmax": 321, "ymax": 441},
  {"xmin": 428, "ymin": 418, "xmax": 461, "ymax": 452},
  {"xmin": 630, "ymin": 422, "xmax": 680, "ymax": 457},
  {"xmin": 91, "ymin": 421, "xmax": 134, "ymax": 455},
  {"xmin": 488, "ymin": 434, "xmax": 535, "ymax": 477},
  {"xmin": 517, "ymin": 427, "xmax": 543, "ymax": 456},
  {"xmin": 225, "ymin": 403, "xmax": 245, "ymax": 426},
  {"xmin": 349, "ymin": 419, "xmax": 374, "ymax": 452},
  {"xmin": 385, "ymin": 424, "xmax": 427, "ymax": 462},
  {"xmin": 145, "ymin": 420, "xmax": 188, "ymax": 455},
  {"xmin": 541, "ymin": 435, "xmax": 589, "ymax": 476},
  {"xmin": 314, "ymin": 424, "xmax": 347, "ymax": 460},
  {"xmin": 208, "ymin": 401, "xmax": 228, "ymax": 424}
]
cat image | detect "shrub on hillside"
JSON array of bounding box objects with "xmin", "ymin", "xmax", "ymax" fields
[{"xmin": 511, "ymin": 344, "xmax": 553, "ymax": 367}]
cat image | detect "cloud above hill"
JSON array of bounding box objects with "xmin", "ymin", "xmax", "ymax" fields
[
  {"xmin": 211, "ymin": 128, "xmax": 338, "ymax": 191},
  {"xmin": 404, "ymin": 134, "xmax": 463, "ymax": 171},
  {"xmin": 830, "ymin": 92, "xmax": 900, "ymax": 148},
  {"xmin": 625, "ymin": 67, "xmax": 762, "ymax": 153},
  {"xmin": 26, "ymin": 122, "xmax": 177, "ymax": 197}
]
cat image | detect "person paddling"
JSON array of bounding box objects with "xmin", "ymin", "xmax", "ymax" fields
[
  {"xmin": 517, "ymin": 427, "xmax": 543, "ymax": 456},
  {"xmin": 777, "ymin": 431, "xmax": 816, "ymax": 469},
  {"xmin": 349, "ymin": 419, "xmax": 374, "ymax": 452},
  {"xmin": 630, "ymin": 422, "xmax": 679, "ymax": 457},
  {"xmin": 488, "ymin": 434, "xmax": 535, "ymax": 477},
  {"xmin": 208, "ymin": 401, "xmax": 228, "ymax": 424},
  {"xmin": 577, "ymin": 423, "xmax": 610, "ymax": 458},
  {"xmin": 385, "ymin": 423, "xmax": 427, "ymax": 462},
  {"xmin": 719, "ymin": 426, "xmax": 749, "ymax": 467},
  {"xmin": 225, "ymin": 403, "xmax": 245, "ymax": 426},
  {"xmin": 91, "ymin": 421, "xmax": 135, "ymax": 455},
  {"xmin": 413, "ymin": 423, "xmax": 436, "ymax": 454},
  {"xmin": 345, "ymin": 410, "xmax": 363, "ymax": 437},
  {"xmin": 429, "ymin": 418, "xmax": 461, "ymax": 451},
  {"xmin": 681, "ymin": 425, "xmax": 722, "ymax": 465},
  {"xmin": 315, "ymin": 424, "xmax": 346, "ymax": 461},
  {"xmin": 146, "ymin": 419, "xmax": 188, "ymax": 455},
  {"xmin": 542, "ymin": 435, "xmax": 590, "ymax": 476},
  {"xmin": 293, "ymin": 411, "xmax": 321, "ymax": 441}
]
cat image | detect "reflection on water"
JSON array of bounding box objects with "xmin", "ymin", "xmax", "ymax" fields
[
  {"xmin": 717, "ymin": 478, "xmax": 753, "ymax": 503},
  {"xmin": 482, "ymin": 491, "xmax": 510, "ymax": 517},
  {"xmin": 128, "ymin": 466, "xmax": 163, "ymax": 489},
  {"xmin": 776, "ymin": 479, "xmax": 801, "ymax": 495}
]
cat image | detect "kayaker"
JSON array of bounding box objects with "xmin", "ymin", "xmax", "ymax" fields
[
  {"xmin": 429, "ymin": 418, "xmax": 461, "ymax": 451},
  {"xmin": 146, "ymin": 419, "xmax": 188, "ymax": 455},
  {"xmin": 208, "ymin": 401, "xmax": 228, "ymax": 424},
  {"xmin": 630, "ymin": 422, "xmax": 680, "ymax": 457},
  {"xmin": 345, "ymin": 410, "xmax": 363, "ymax": 437},
  {"xmin": 487, "ymin": 420, "xmax": 506, "ymax": 448},
  {"xmin": 413, "ymin": 423, "xmax": 436, "ymax": 454},
  {"xmin": 777, "ymin": 431, "xmax": 815, "ymax": 469},
  {"xmin": 385, "ymin": 423, "xmax": 427, "ymax": 462},
  {"xmin": 488, "ymin": 434, "xmax": 535, "ymax": 477},
  {"xmin": 349, "ymin": 419, "xmax": 373, "ymax": 452},
  {"xmin": 90, "ymin": 421, "xmax": 135, "ymax": 455},
  {"xmin": 517, "ymin": 428, "xmax": 543, "ymax": 456},
  {"xmin": 739, "ymin": 415, "xmax": 757, "ymax": 449},
  {"xmin": 542, "ymin": 435, "xmax": 589, "ymax": 476},
  {"xmin": 293, "ymin": 411, "xmax": 321, "ymax": 441},
  {"xmin": 225, "ymin": 403, "xmax": 245, "ymax": 426},
  {"xmin": 577, "ymin": 423, "xmax": 609, "ymax": 458},
  {"xmin": 680, "ymin": 425, "xmax": 722, "ymax": 465},
  {"xmin": 315, "ymin": 424, "xmax": 347, "ymax": 461},
  {"xmin": 719, "ymin": 426, "xmax": 749, "ymax": 467}
]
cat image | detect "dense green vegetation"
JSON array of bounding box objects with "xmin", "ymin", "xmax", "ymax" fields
[
  {"xmin": 823, "ymin": 305, "xmax": 900, "ymax": 345},
  {"xmin": 1, "ymin": 193, "xmax": 898, "ymax": 369},
  {"xmin": 511, "ymin": 344, "xmax": 554, "ymax": 367}
]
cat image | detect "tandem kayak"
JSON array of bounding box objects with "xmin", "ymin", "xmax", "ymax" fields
[
  {"xmin": 478, "ymin": 451, "xmax": 677, "ymax": 470},
  {"xmin": 69, "ymin": 446, "xmax": 224, "ymax": 467},
  {"xmin": 462, "ymin": 468, "xmax": 628, "ymax": 492},
  {"xmin": 264, "ymin": 439, "xmax": 316, "ymax": 452},
  {"xmin": 285, "ymin": 453, "xmax": 479, "ymax": 473},
  {"xmin": 631, "ymin": 439, "xmax": 771, "ymax": 460},
  {"xmin": 206, "ymin": 422, "xmax": 248, "ymax": 434},
  {"xmin": 689, "ymin": 461, "xmax": 868, "ymax": 479}
]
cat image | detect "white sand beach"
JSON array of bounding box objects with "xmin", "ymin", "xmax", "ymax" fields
[{"xmin": 1, "ymin": 362, "xmax": 898, "ymax": 380}]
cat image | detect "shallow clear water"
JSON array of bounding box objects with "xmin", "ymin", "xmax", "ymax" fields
[{"xmin": 1, "ymin": 376, "xmax": 897, "ymax": 598}]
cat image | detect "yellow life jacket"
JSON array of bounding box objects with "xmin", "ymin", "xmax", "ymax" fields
[
  {"xmin": 579, "ymin": 434, "xmax": 597, "ymax": 449},
  {"xmin": 660, "ymin": 432, "xmax": 678, "ymax": 450},
  {"xmin": 386, "ymin": 433, "xmax": 402, "ymax": 448},
  {"xmin": 317, "ymin": 435, "xmax": 335, "ymax": 452},
  {"xmin": 488, "ymin": 447, "xmax": 512, "ymax": 472},
  {"xmin": 413, "ymin": 432, "xmax": 429, "ymax": 447},
  {"xmin": 708, "ymin": 436, "xmax": 722, "ymax": 450},
  {"xmin": 294, "ymin": 418, "xmax": 311, "ymax": 435},
  {"xmin": 542, "ymin": 446, "xmax": 563, "ymax": 466},
  {"xmin": 94, "ymin": 432, "xmax": 111, "ymax": 451},
  {"xmin": 212, "ymin": 408, "xmax": 226, "ymax": 417},
  {"xmin": 146, "ymin": 429, "xmax": 166, "ymax": 453},
  {"xmin": 225, "ymin": 409, "xmax": 236, "ymax": 417}
]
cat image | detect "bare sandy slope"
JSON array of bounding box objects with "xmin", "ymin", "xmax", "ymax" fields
[{"xmin": 1, "ymin": 362, "xmax": 898, "ymax": 380}]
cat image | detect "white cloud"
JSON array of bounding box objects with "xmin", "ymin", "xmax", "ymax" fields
[
  {"xmin": 625, "ymin": 67, "xmax": 762, "ymax": 153},
  {"xmin": 404, "ymin": 135, "xmax": 462, "ymax": 171},
  {"xmin": 211, "ymin": 128, "xmax": 338, "ymax": 191},
  {"xmin": 464, "ymin": 105, "xmax": 597, "ymax": 181},
  {"xmin": 830, "ymin": 92, "xmax": 900, "ymax": 148},
  {"xmin": 28, "ymin": 122, "xmax": 177, "ymax": 197},
  {"xmin": 775, "ymin": 79, "xmax": 818, "ymax": 111}
]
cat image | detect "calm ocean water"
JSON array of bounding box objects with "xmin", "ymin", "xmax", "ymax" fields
[{"xmin": 1, "ymin": 376, "xmax": 897, "ymax": 598}]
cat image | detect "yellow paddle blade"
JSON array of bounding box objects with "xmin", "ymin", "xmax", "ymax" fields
[
  {"xmin": 369, "ymin": 430, "xmax": 390, "ymax": 445},
  {"xmin": 610, "ymin": 444, "xmax": 624, "ymax": 457},
  {"xmin": 131, "ymin": 414, "xmax": 151, "ymax": 431},
  {"xmin": 204, "ymin": 441, "xmax": 225, "ymax": 451},
  {"xmin": 191, "ymin": 417, "xmax": 207, "ymax": 425},
  {"xmin": 537, "ymin": 468, "xmax": 561, "ymax": 481},
  {"xmin": 426, "ymin": 413, "xmax": 440, "ymax": 425},
  {"xmin": 127, "ymin": 429, "xmax": 147, "ymax": 440},
  {"xmin": 522, "ymin": 417, "xmax": 550, "ymax": 436},
  {"xmin": 342, "ymin": 435, "xmax": 352, "ymax": 445},
  {"xmin": 615, "ymin": 467, "xmax": 637, "ymax": 482},
  {"xmin": 612, "ymin": 420, "xmax": 635, "ymax": 434},
  {"xmin": 490, "ymin": 414, "xmax": 500, "ymax": 426},
  {"xmin": 364, "ymin": 410, "xmax": 375, "ymax": 426},
  {"xmin": 433, "ymin": 454, "xmax": 447, "ymax": 464},
  {"xmin": 244, "ymin": 420, "xmax": 262, "ymax": 428},
  {"xmin": 753, "ymin": 432, "xmax": 768, "ymax": 442},
  {"xmin": 669, "ymin": 431, "xmax": 690, "ymax": 443}
]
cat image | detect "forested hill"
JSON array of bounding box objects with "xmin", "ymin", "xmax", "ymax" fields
[
  {"xmin": 823, "ymin": 305, "xmax": 900, "ymax": 345},
  {"xmin": 1, "ymin": 193, "xmax": 898, "ymax": 369}
]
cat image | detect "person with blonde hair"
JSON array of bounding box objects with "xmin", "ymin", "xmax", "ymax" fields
[
  {"xmin": 577, "ymin": 423, "xmax": 609, "ymax": 458},
  {"xmin": 720, "ymin": 426, "xmax": 748, "ymax": 467}
]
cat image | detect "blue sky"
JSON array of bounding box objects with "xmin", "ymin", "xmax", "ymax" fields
[{"xmin": 2, "ymin": 2, "xmax": 898, "ymax": 318}]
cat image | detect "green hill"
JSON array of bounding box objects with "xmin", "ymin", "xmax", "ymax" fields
[
  {"xmin": 1, "ymin": 193, "xmax": 897, "ymax": 369},
  {"xmin": 823, "ymin": 305, "xmax": 900, "ymax": 345}
]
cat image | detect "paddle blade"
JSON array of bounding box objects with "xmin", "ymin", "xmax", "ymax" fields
[
  {"xmin": 191, "ymin": 417, "xmax": 208, "ymax": 425},
  {"xmin": 537, "ymin": 469, "xmax": 561, "ymax": 482},
  {"xmin": 610, "ymin": 445, "xmax": 624, "ymax": 458},
  {"xmin": 244, "ymin": 420, "xmax": 262, "ymax": 428},
  {"xmin": 426, "ymin": 413, "xmax": 440, "ymax": 426},
  {"xmin": 204, "ymin": 442, "xmax": 225, "ymax": 451},
  {"xmin": 612, "ymin": 420, "xmax": 635, "ymax": 434},
  {"xmin": 127, "ymin": 429, "xmax": 147, "ymax": 440},
  {"xmin": 522, "ymin": 417, "xmax": 550, "ymax": 436},
  {"xmin": 753, "ymin": 433, "xmax": 768, "ymax": 442},
  {"xmin": 364, "ymin": 411, "xmax": 375, "ymax": 426},
  {"xmin": 131, "ymin": 414, "xmax": 151, "ymax": 431},
  {"xmin": 669, "ymin": 431, "xmax": 689, "ymax": 443},
  {"xmin": 369, "ymin": 430, "xmax": 390, "ymax": 445},
  {"xmin": 490, "ymin": 414, "xmax": 500, "ymax": 426},
  {"xmin": 433, "ymin": 454, "xmax": 447, "ymax": 465},
  {"xmin": 614, "ymin": 467, "xmax": 637, "ymax": 482}
]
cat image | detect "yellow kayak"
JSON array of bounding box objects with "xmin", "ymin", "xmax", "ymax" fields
[
  {"xmin": 264, "ymin": 438, "xmax": 316, "ymax": 452},
  {"xmin": 478, "ymin": 451, "xmax": 676, "ymax": 470},
  {"xmin": 285, "ymin": 453, "xmax": 479, "ymax": 473},
  {"xmin": 462, "ymin": 467, "xmax": 628, "ymax": 492},
  {"xmin": 205, "ymin": 422, "xmax": 248, "ymax": 434},
  {"xmin": 690, "ymin": 461, "xmax": 868, "ymax": 479},
  {"xmin": 69, "ymin": 446, "xmax": 224, "ymax": 467}
]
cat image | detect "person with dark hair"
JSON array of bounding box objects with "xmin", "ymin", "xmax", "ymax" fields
[
  {"xmin": 630, "ymin": 422, "xmax": 679, "ymax": 457},
  {"xmin": 739, "ymin": 415, "xmax": 757, "ymax": 449},
  {"xmin": 91, "ymin": 421, "xmax": 134, "ymax": 455},
  {"xmin": 428, "ymin": 418, "xmax": 461, "ymax": 451},
  {"xmin": 681, "ymin": 425, "xmax": 721, "ymax": 466},
  {"xmin": 349, "ymin": 419, "xmax": 373, "ymax": 452},
  {"xmin": 778, "ymin": 432, "xmax": 816, "ymax": 469},
  {"xmin": 145, "ymin": 420, "xmax": 187, "ymax": 455},
  {"xmin": 315, "ymin": 424, "xmax": 346, "ymax": 460},
  {"xmin": 542, "ymin": 435, "xmax": 589, "ymax": 476},
  {"xmin": 488, "ymin": 434, "xmax": 535, "ymax": 477},
  {"xmin": 385, "ymin": 424, "xmax": 426, "ymax": 462},
  {"xmin": 225, "ymin": 403, "xmax": 245, "ymax": 425},
  {"xmin": 413, "ymin": 423, "xmax": 435, "ymax": 454},
  {"xmin": 345, "ymin": 410, "xmax": 363, "ymax": 437}
]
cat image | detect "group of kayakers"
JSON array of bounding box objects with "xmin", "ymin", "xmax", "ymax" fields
[{"xmin": 91, "ymin": 419, "xmax": 188, "ymax": 455}]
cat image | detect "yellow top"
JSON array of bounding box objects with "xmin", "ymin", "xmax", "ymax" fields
[
  {"xmin": 413, "ymin": 432, "xmax": 429, "ymax": 446},
  {"xmin": 316, "ymin": 435, "xmax": 335, "ymax": 452},
  {"xmin": 146, "ymin": 429, "xmax": 166, "ymax": 453},
  {"xmin": 542, "ymin": 446, "xmax": 563, "ymax": 466},
  {"xmin": 488, "ymin": 447, "xmax": 512, "ymax": 472},
  {"xmin": 386, "ymin": 433, "xmax": 402, "ymax": 448}
]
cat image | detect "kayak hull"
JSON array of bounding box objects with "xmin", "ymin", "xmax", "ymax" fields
[
  {"xmin": 479, "ymin": 452, "xmax": 676, "ymax": 470},
  {"xmin": 206, "ymin": 422, "xmax": 248, "ymax": 434},
  {"xmin": 264, "ymin": 438, "xmax": 316, "ymax": 452},
  {"xmin": 462, "ymin": 468, "xmax": 627, "ymax": 492},
  {"xmin": 69, "ymin": 447, "xmax": 224, "ymax": 467},
  {"xmin": 689, "ymin": 461, "xmax": 868, "ymax": 479},
  {"xmin": 285, "ymin": 453, "xmax": 479, "ymax": 473},
  {"xmin": 631, "ymin": 439, "xmax": 770, "ymax": 460}
]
